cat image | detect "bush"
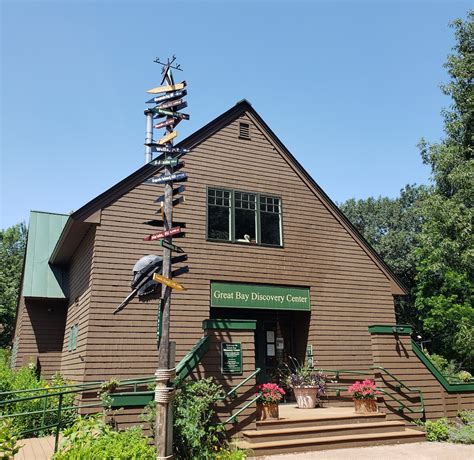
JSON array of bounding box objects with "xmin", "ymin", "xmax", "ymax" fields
[
  {"xmin": 53, "ymin": 413, "xmax": 155, "ymax": 460},
  {"xmin": 422, "ymin": 411, "xmax": 474, "ymax": 444},
  {"xmin": 456, "ymin": 371, "xmax": 472, "ymax": 382},
  {"xmin": 0, "ymin": 358, "xmax": 76, "ymax": 437},
  {"xmin": 448, "ymin": 423, "xmax": 474, "ymax": 444},
  {"xmin": 0, "ymin": 418, "xmax": 22, "ymax": 458},
  {"xmin": 142, "ymin": 378, "xmax": 248, "ymax": 459},
  {"xmin": 424, "ymin": 418, "xmax": 450, "ymax": 441},
  {"xmin": 458, "ymin": 409, "xmax": 474, "ymax": 425}
]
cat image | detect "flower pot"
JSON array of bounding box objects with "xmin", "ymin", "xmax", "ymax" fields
[
  {"xmin": 354, "ymin": 398, "xmax": 378, "ymax": 414},
  {"xmin": 293, "ymin": 387, "xmax": 319, "ymax": 409},
  {"xmin": 257, "ymin": 402, "xmax": 279, "ymax": 420}
]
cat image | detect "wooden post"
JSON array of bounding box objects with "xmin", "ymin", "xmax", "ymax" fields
[{"xmin": 155, "ymin": 62, "xmax": 177, "ymax": 460}]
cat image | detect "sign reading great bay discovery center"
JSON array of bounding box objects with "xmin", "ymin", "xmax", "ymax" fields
[{"xmin": 211, "ymin": 282, "xmax": 310, "ymax": 311}]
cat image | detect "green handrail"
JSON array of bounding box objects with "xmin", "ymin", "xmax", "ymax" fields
[
  {"xmin": 330, "ymin": 386, "xmax": 424, "ymax": 414},
  {"xmin": 307, "ymin": 362, "xmax": 425, "ymax": 415},
  {"xmin": 224, "ymin": 393, "xmax": 261, "ymax": 425},
  {"xmin": 217, "ymin": 368, "xmax": 261, "ymax": 401}
]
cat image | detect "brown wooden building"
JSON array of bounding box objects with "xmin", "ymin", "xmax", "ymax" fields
[{"xmin": 12, "ymin": 101, "xmax": 474, "ymax": 441}]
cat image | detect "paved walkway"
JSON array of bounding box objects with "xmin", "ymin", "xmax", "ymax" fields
[
  {"xmin": 14, "ymin": 436, "xmax": 55, "ymax": 460},
  {"xmin": 259, "ymin": 442, "xmax": 474, "ymax": 460}
]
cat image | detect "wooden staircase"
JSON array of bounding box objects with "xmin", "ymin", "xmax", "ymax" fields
[{"xmin": 238, "ymin": 406, "xmax": 425, "ymax": 456}]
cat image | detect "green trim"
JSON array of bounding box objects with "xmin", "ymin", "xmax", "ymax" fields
[
  {"xmin": 202, "ymin": 319, "xmax": 257, "ymax": 331},
  {"xmin": 176, "ymin": 336, "xmax": 210, "ymax": 381},
  {"xmin": 368, "ymin": 324, "xmax": 413, "ymax": 335},
  {"xmin": 411, "ymin": 341, "xmax": 474, "ymax": 393},
  {"xmin": 110, "ymin": 392, "xmax": 154, "ymax": 408}
]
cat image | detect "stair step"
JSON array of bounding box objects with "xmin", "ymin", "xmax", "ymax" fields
[
  {"xmin": 238, "ymin": 428, "xmax": 426, "ymax": 456},
  {"xmin": 256, "ymin": 412, "xmax": 386, "ymax": 430},
  {"xmin": 243, "ymin": 421, "xmax": 406, "ymax": 443}
]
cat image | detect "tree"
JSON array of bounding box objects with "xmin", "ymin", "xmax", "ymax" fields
[
  {"xmin": 0, "ymin": 223, "xmax": 27, "ymax": 347},
  {"xmin": 339, "ymin": 184, "xmax": 425, "ymax": 326},
  {"xmin": 416, "ymin": 11, "xmax": 473, "ymax": 370}
]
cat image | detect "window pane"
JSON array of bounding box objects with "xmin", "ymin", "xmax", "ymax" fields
[
  {"xmin": 235, "ymin": 209, "xmax": 256, "ymax": 242},
  {"xmin": 260, "ymin": 212, "xmax": 281, "ymax": 245},
  {"xmin": 208, "ymin": 206, "xmax": 230, "ymax": 240}
]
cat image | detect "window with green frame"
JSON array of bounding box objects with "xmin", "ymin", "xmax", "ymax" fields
[
  {"xmin": 68, "ymin": 324, "xmax": 78, "ymax": 352},
  {"xmin": 207, "ymin": 188, "xmax": 282, "ymax": 246}
]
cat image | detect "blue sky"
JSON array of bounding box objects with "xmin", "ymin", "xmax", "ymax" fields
[{"xmin": 1, "ymin": 0, "xmax": 470, "ymax": 228}]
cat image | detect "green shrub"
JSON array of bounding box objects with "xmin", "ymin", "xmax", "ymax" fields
[
  {"xmin": 53, "ymin": 413, "xmax": 155, "ymax": 460},
  {"xmin": 422, "ymin": 412, "xmax": 474, "ymax": 444},
  {"xmin": 424, "ymin": 418, "xmax": 450, "ymax": 441},
  {"xmin": 448, "ymin": 423, "xmax": 474, "ymax": 444},
  {"xmin": 142, "ymin": 378, "xmax": 248, "ymax": 459},
  {"xmin": 458, "ymin": 409, "xmax": 474, "ymax": 425},
  {"xmin": 456, "ymin": 371, "xmax": 472, "ymax": 382},
  {"xmin": 0, "ymin": 418, "xmax": 22, "ymax": 458},
  {"xmin": 0, "ymin": 359, "xmax": 76, "ymax": 437}
]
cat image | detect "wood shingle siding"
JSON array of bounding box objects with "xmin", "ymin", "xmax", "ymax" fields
[
  {"xmin": 60, "ymin": 227, "xmax": 95, "ymax": 382},
  {"xmin": 76, "ymin": 111, "xmax": 395, "ymax": 382}
]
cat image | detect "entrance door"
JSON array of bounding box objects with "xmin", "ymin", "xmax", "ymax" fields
[{"xmin": 255, "ymin": 318, "xmax": 293, "ymax": 384}]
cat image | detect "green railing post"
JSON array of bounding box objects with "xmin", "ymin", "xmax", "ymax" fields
[
  {"xmin": 54, "ymin": 393, "xmax": 63, "ymax": 453},
  {"xmin": 41, "ymin": 396, "xmax": 48, "ymax": 430}
]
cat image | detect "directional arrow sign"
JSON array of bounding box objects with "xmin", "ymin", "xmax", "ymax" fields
[
  {"xmin": 144, "ymin": 226, "xmax": 183, "ymax": 241},
  {"xmin": 154, "ymin": 118, "xmax": 179, "ymax": 130},
  {"xmin": 146, "ymin": 89, "xmax": 187, "ymax": 104},
  {"xmin": 153, "ymin": 172, "xmax": 187, "ymax": 184},
  {"xmin": 153, "ymin": 273, "xmax": 186, "ymax": 291},
  {"xmin": 154, "ymin": 185, "xmax": 186, "ymax": 203},
  {"xmin": 157, "ymin": 131, "xmax": 177, "ymax": 145},
  {"xmin": 147, "ymin": 81, "xmax": 186, "ymax": 94},
  {"xmin": 144, "ymin": 219, "xmax": 186, "ymax": 228},
  {"xmin": 150, "ymin": 157, "xmax": 181, "ymax": 168},
  {"xmin": 152, "ymin": 108, "xmax": 190, "ymax": 120},
  {"xmin": 147, "ymin": 145, "xmax": 190, "ymax": 155},
  {"xmin": 171, "ymin": 254, "xmax": 188, "ymax": 264},
  {"xmin": 172, "ymin": 266, "xmax": 189, "ymax": 278},
  {"xmin": 155, "ymin": 98, "xmax": 184, "ymax": 110},
  {"xmin": 160, "ymin": 240, "xmax": 185, "ymax": 253}
]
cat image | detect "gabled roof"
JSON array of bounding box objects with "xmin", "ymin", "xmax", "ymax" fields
[
  {"xmin": 49, "ymin": 100, "xmax": 407, "ymax": 295},
  {"xmin": 23, "ymin": 211, "xmax": 68, "ymax": 298}
]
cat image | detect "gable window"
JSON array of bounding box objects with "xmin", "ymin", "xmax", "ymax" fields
[
  {"xmin": 207, "ymin": 188, "xmax": 231, "ymax": 241},
  {"xmin": 207, "ymin": 188, "xmax": 282, "ymax": 246}
]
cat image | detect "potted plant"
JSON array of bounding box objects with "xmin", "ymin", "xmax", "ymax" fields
[
  {"xmin": 348, "ymin": 379, "xmax": 380, "ymax": 413},
  {"xmin": 284, "ymin": 362, "xmax": 328, "ymax": 409},
  {"xmin": 256, "ymin": 383, "xmax": 285, "ymax": 420}
]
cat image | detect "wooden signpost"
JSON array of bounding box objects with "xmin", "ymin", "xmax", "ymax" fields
[{"xmin": 143, "ymin": 56, "xmax": 191, "ymax": 458}]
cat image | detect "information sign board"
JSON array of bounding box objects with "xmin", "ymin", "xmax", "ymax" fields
[{"xmin": 221, "ymin": 343, "xmax": 243, "ymax": 375}]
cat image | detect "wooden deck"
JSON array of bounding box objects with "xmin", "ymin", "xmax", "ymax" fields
[{"xmin": 15, "ymin": 436, "xmax": 55, "ymax": 460}]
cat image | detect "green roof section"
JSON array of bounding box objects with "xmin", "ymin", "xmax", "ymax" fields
[{"xmin": 22, "ymin": 211, "xmax": 69, "ymax": 298}]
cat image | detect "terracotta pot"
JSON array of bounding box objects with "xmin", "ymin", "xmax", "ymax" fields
[
  {"xmin": 293, "ymin": 387, "xmax": 319, "ymax": 409},
  {"xmin": 354, "ymin": 398, "xmax": 378, "ymax": 414},
  {"xmin": 257, "ymin": 402, "xmax": 279, "ymax": 420}
]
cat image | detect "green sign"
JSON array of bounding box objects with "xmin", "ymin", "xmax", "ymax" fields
[
  {"xmin": 221, "ymin": 343, "xmax": 242, "ymax": 375},
  {"xmin": 211, "ymin": 282, "xmax": 310, "ymax": 311}
]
